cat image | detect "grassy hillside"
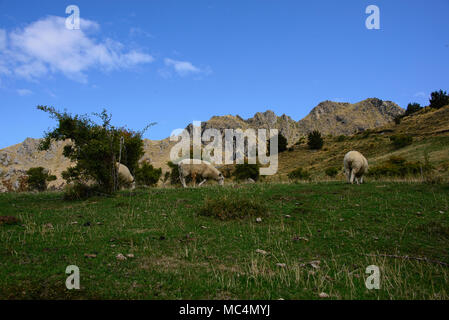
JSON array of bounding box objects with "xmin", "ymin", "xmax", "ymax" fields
[
  {"xmin": 1, "ymin": 182, "xmax": 448, "ymax": 299},
  {"xmin": 274, "ymin": 105, "xmax": 449, "ymax": 180}
]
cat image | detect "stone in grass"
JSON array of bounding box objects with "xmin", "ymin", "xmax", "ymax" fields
[
  {"xmin": 84, "ymin": 253, "xmax": 97, "ymax": 258},
  {"xmin": 309, "ymin": 260, "xmax": 321, "ymax": 269},
  {"xmin": 43, "ymin": 223, "xmax": 54, "ymax": 230},
  {"xmin": 256, "ymin": 217, "xmax": 262, "ymax": 223},
  {"xmin": 255, "ymin": 249, "xmax": 268, "ymax": 255},
  {"xmin": 319, "ymin": 292, "xmax": 330, "ymax": 298},
  {"xmin": 126, "ymin": 253, "xmax": 135, "ymax": 258},
  {"xmin": 292, "ymin": 235, "xmax": 309, "ymax": 242},
  {"xmin": 116, "ymin": 253, "xmax": 127, "ymax": 261},
  {"xmin": 276, "ymin": 263, "xmax": 287, "ymax": 268}
]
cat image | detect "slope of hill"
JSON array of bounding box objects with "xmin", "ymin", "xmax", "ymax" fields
[{"xmin": 275, "ymin": 105, "xmax": 449, "ymax": 180}]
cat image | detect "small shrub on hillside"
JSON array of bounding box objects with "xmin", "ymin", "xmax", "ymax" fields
[
  {"xmin": 288, "ymin": 167, "xmax": 311, "ymax": 180},
  {"xmin": 135, "ymin": 163, "xmax": 162, "ymax": 187},
  {"xmin": 325, "ymin": 167, "xmax": 339, "ymax": 178},
  {"xmin": 307, "ymin": 130, "xmax": 324, "ymax": 150},
  {"xmin": 390, "ymin": 135, "xmax": 413, "ymax": 149},
  {"xmin": 277, "ymin": 134, "xmax": 288, "ymax": 153},
  {"xmin": 199, "ymin": 196, "xmax": 268, "ymax": 220},
  {"xmin": 63, "ymin": 183, "xmax": 99, "ymax": 201},
  {"xmin": 233, "ymin": 163, "xmax": 260, "ymax": 181},
  {"xmin": 360, "ymin": 129, "xmax": 373, "ymax": 139},
  {"xmin": 367, "ymin": 156, "xmax": 431, "ymax": 178},
  {"xmin": 422, "ymin": 151, "xmax": 440, "ymax": 184},
  {"xmin": 336, "ymin": 135, "xmax": 346, "ymax": 142},
  {"xmin": 429, "ymin": 89, "xmax": 449, "ymax": 110},
  {"xmin": 26, "ymin": 167, "xmax": 57, "ymax": 191},
  {"xmin": 267, "ymin": 134, "xmax": 288, "ymax": 154},
  {"xmin": 167, "ymin": 161, "xmax": 180, "ymax": 185},
  {"xmin": 394, "ymin": 115, "xmax": 402, "ymax": 125},
  {"xmin": 405, "ymin": 102, "xmax": 422, "ymax": 116}
]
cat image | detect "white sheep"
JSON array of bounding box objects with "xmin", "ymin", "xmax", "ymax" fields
[
  {"xmin": 116, "ymin": 162, "xmax": 135, "ymax": 189},
  {"xmin": 178, "ymin": 159, "xmax": 224, "ymax": 188},
  {"xmin": 343, "ymin": 151, "xmax": 368, "ymax": 184}
]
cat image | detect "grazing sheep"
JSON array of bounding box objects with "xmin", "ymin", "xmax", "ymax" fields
[
  {"xmin": 116, "ymin": 162, "xmax": 135, "ymax": 190},
  {"xmin": 343, "ymin": 151, "xmax": 368, "ymax": 184},
  {"xmin": 178, "ymin": 159, "xmax": 224, "ymax": 188}
]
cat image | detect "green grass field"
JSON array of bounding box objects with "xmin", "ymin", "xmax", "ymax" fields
[{"xmin": 1, "ymin": 182, "xmax": 449, "ymax": 299}]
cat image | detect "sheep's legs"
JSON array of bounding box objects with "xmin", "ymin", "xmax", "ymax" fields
[
  {"xmin": 198, "ymin": 179, "xmax": 207, "ymax": 187},
  {"xmin": 179, "ymin": 173, "xmax": 188, "ymax": 188},
  {"xmin": 192, "ymin": 173, "xmax": 197, "ymax": 187},
  {"xmin": 345, "ymin": 169, "xmax": 351, "ymax": 183},
  {"xmin": 350, "ymin": 170, "xmax": 355, "ymax": 184},
  {"xmin": 180, "ymin": 176, "xmax": 187, "ymax": 188}
]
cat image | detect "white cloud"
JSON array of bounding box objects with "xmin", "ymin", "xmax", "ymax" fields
[
  {"xmin": 413, "ymin": 91, "xmax": 427, "ymax": 98},
  {"xmin": 129, "ymin": 27, "xmax": 154, "ymax": 38},
  {"xmin": 0, "ymin": 29, "xmax": 6, "ymax": 50},
  {"xmin": 0, "ymin": 16, "xmax": 154, "ymax": 82},
  {"xmin": 16, "ymin": 88, "xmax": 33, "ymax": 96},
  {"xmin": 164, "ymin": 58, "xmax": 202, "ymax": 77}
]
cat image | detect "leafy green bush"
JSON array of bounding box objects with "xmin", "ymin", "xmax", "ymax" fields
[
  {"xmin": 167, "ymin": 161, "xmax": 181, "ymax": 185},
  {"xmin": 38, "ymin": 106, "xmax": 153, "ymax": 194},
  {"xmin": 135, "ymin": 163, "xmax": 162, "ymax": 187},
  {"xmin": 288, "ymin": 167, "xmax": 311, "ymax": 180},
  {"xmin": 199, "ymin": 195, "xmax": 268, "ymax": 220},
  {"xmin": 307, "ymin": 130, "xmax": 324, "ymax": 150},
  {"xmin": 367, "ymin": 156, "xmax": 431, "ymax": 178},
  {"xmin": 26, "ymin": 167, "xmax": 57, "ymax": 191},
  {"xmin": 405, "ymin": 102, "xmax": 422, "ymax": 116},
  {"xmin": 266, "ymin": 133, "xmax": 288, "ymax": 154},
  {"xmin": 390, "ymin": 135, "xmax": 413, "ymax": 149},
  {"xmin": 325, "ymin": 167, "xmax": 339, "ymax": 178},
  {"xmin": 163, "ymin": 171, "xmax": 170, "ymax": 182},
  {"xmin": 277, "ymin": 134, "xmax": 288, "ymax": 153},
  {"xmin": 233, "ymin": 163, "xmax": 260, "ymax": 181},
  {"xmin": 429, "ymin": 89, "xmax": 449, "ymax": 110}
]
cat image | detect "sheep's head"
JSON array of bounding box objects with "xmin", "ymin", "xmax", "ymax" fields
[{"xmin": 217, "ymin": 173, "xmax": 224, "ymax": 186}]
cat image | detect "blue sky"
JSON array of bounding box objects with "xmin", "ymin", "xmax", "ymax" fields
[{"xmin": 0, "ymin": 0, "xmax": 448, "ymax": 148}]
